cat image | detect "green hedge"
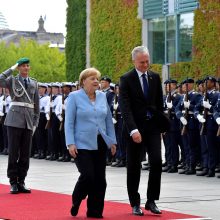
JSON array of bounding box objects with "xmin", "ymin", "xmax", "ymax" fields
[
  {"xmin": 90, "ymin": 0, "xmax": 141, "ymax": 82},
  {"xmin": 192, "ymin": 0, "xmax": 220, "ymax": 78},
  {"xmin": 65, "ymin": 0, "xmax": 86, "ymax": 81}
]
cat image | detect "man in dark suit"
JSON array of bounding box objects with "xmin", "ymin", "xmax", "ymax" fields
[{"xmin": 119, "ymin": 46, "xmax": 168, "ymax": 216}]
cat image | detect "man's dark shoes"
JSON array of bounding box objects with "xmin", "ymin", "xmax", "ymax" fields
[
  {"xmin": 17, "ymin": 183, "xmax": 31, "ymax": 193},
  {"xmin": 70, "ymin": 200, "xmax": 82, "ymax": 216},
  {"xmin": 167, "ymin": 166, "xmax": 178, "ymax": 173},
  {"xmin": 132, "ymin": 205, "xmax": 144, "ymax": 216},
  {"xmin": 10, "ymin": 184, "xmax": 19, "ymax": 194},
  {"xmin": 87, "ymin": 211, "xmax": 103, "ymax": 218},
  {"xmin": 145, "ymin": 200, "xmax": 162, "ymax": 214},
  {"xmin": 196, "ymin": 168, "xmax": 208, "ymax": 176}
]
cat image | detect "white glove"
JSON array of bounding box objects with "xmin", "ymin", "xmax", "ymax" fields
[
  {"xmin": 58, "ymin": 115, "xmax": 63, "ymax": 122},
  {"xmin": 62, "ymin": 104, "xmax": 65, "ymax": 110},
  {"xmin": 180, "ymin": 116, "xmax": 187, "ymax": 125},
  {"xmin": 2, "ymin": 100, "xmax": 6, "ymax": 106},
  {"xmin": 49, "ymin": 102, "xmax": 53, "ymax": 108},
  {"xmin": 112, "ymin": 118, "xmax": 117, "ymax": 124},
  {"xmin": 0, "ymin": 112, "xmax": 4, "ymax": 116},
  {"xmin": 10, "ymin": 63, "xmax": 18, "ymax": 71},
  {"xmin": 184, "ymin": 100, "xmax": 190, "ymax": 109},
  {"xmin": 197, "ymin": 114, "xmax": 206, "ymax": 123},
  {"xmin": 166, "ymin": 101, "xmax": 173, "ymax": 109},
  {"xmin": 203, "ymin": 100, "xmax": 211, "ymax": 109},
  {"xmin": 32, "ymin": 126, "xmax": 36, "ymax": 135},
  {"xmin": 216, "ymin": 117, "xmax": 220, "ymax": 125},
  {"xmin": 46, "ymin": 113, "xmax": 50, "ymax": 121}
]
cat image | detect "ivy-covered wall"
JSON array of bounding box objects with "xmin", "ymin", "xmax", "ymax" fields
[
  {"xmin": 192, "ymin": 0, "xmax": 220, "ymax": 78},
  {"xmin": 65, "ymin": 0, "xmax": 86, "ymax": 81},
  {"xmin": 90, "ymin": 0, "xmax": 141, "ymax": 82}
]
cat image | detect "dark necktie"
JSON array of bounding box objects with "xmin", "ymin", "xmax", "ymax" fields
[
  {"xmin": 141, "ymin": 73, "xmax": 148, "ymax": 99},
  {"xmin": 24, "ymin": 78, "xmax": 28, "ymax": 89}
]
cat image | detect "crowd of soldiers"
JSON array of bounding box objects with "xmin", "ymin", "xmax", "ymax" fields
[
  {"xmin": 0, "ymin": 75, "xmax": 219, "ymax": 177},
  {"xmin": 162, "ymin": 76, "xmax": 220, "ymax": 178},
  {"xmin": 0, "ymin": 76, "xmax": 126, "ymax": 168}
]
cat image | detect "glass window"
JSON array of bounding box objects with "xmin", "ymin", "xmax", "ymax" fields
[
  {"xmin": 148, "ymin": 17, "xmax": 165, "ymax": 64},
  {"xmin": 166, "ymin": 16, "xmax": 176, "ymax": 63},
  {"xmin": 179, "ymin": 13, "xmax": 194, "ymax": 62}
]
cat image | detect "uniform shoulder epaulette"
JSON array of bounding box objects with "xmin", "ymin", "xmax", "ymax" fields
[{"xmin": 30, "ymin": 77, "xmax": 37, "ymax": 81}]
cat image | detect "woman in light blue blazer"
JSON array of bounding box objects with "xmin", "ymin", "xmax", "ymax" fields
[{"xmin": 65, "ymin": 68, "xmax": 116, "ymax": 218}]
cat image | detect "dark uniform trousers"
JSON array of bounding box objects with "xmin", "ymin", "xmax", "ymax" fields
[
  {"xmin": 127, "ymin": 131, "xmax": 162, "ymax": 207},
  {"xmin": 72, "ymin": 135, "xmax": 107, "ymax": 215},
  {"xmin": 7, "ymin": 126, "xmax": 32, "ymax": 184}
]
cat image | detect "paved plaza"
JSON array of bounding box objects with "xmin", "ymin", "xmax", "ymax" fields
[{"xmin": 0, "ymin": 154, "xmax": 219, "ymax": 220}]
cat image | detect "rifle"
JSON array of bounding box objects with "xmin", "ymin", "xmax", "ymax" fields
[
  {"xmin": 181, "ymin": 82, "xmax": 188, "ymax": 135},
  {"xmin": 200, "ymin": 79, "xmax": 208, "ymax": 135},
  {"xmin": 45, "ymin": 92, "xmax": 52, "ymax": 129},
  {"xmin": 59, "ymin": 91, "xmax": 65, "ymax": 131}
]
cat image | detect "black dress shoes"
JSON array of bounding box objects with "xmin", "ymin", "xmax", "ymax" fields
[
  {"xmin": 17, "ymin": 183, "xmax": 31, "ymax": 193},
  {"xmin": 196, "ymin": 168, "xmax": 208, "ymax": 176},
  {"xmin": 167, "ymin": 166, "xmax": 178, "ymax": 173},
  {"xmin": 10, "ymin": 184, "xmax": 19, "ymax": 194},
  {"xmin": 145, "ymin": 201, "xmax": 162, "ymax": 214},
  {"xmin": 206, "ymin": 169, "xmax": 215, "ymax": 177},
  {"xmin": 70, "ymin": 200, "xmax": 82, "ymax": 216},
  {"xmin": 87, "ymin": 212, "xmax": 103, "ymax": 218},
  {"xmin": 132, "ymin": 205, "xmax": 144, "ymax": 216}
]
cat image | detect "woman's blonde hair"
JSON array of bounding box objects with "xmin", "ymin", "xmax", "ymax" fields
[{"xmin": 79, "ymin": 67, "xmax": 101, "ymax": 87}]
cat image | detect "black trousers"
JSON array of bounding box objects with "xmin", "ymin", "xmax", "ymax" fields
[
  {"xmin": 72, "ymin": 135, "xmax": 107, "ymax": 216},
  {"xmin": 7, "ymin": 126, "xmax": 32, "ymax": 184},
  {"xmin": 126, "ymin": 132, "xmax": 162, "ymax": 207}
]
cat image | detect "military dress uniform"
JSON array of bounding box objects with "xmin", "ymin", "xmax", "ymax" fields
[
  {"xmin": 0, "ymin": 90, "xmax": 11, "ymax": 154},
  {"xmin": 35, "ymin": 83, "xmax": 50, "ymax": 159},
  {"xmin": 175, "ymin": 79, "xmax": 202, "ymax": 175},
  {"xmin": 0, "ymin": 58, "xmax": 39, "ymax": 193},
  {"xmin": 195, "ymin": 78, "xmax": 219, "ymax": 177},
  {"xmin": 163, "ymin": 80, "xmax": 183, "ymax": 173}
]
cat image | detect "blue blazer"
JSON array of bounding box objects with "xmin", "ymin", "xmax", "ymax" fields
[{"xmin": 65, "ymin": 88, "xmax": 117, "ymax": 150}]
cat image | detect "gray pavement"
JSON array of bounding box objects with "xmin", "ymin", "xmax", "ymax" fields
[{"xmin": 0, "ymin": 154, "xmax": 219, "ymax": 220}]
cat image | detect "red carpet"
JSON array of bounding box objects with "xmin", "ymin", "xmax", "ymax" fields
[{"xmin": 0, "ymin": 184, "xmax": 201, "ymax": 220}]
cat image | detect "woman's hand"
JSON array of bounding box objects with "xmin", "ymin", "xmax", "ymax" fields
[
  {"xmin": 68, "ymin": 144, "xmax": 78, "ymax": 158},
  {"xmin": 111, "ymin": 144, "xmax": 116, "ymax": 156}
]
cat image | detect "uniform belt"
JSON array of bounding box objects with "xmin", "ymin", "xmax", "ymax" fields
[{"xmin": 11, "ymin": 102, "xmax": 34, "ymax": 109}]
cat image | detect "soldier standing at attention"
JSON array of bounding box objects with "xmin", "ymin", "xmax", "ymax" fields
[{"xmin": 0, "ymin": 58, "xmax": 40, "ymax": 194}]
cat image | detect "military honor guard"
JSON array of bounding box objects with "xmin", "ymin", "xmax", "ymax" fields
[
  {"xmin": 175, "ymin": 78, "xmax": 202, "ymax": 175},
  {"xmin": 0, "ymin": 58, "xmax": 40, "ymax": 194},
  {"xmin": 163, "ymin": 79, "xmax": 183, "ymax": 173},
  {"xmin": 34, "ymin": 83, "xmax": 50, "ymax": 159},
  {"xmin": 55, "ymin": 82, "xmax": 72, "ymax": 162}
]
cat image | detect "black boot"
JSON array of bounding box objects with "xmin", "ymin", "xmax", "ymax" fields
[{"xmin": 196, "ymin": 168, "xmax": 208, "ymax": 176}]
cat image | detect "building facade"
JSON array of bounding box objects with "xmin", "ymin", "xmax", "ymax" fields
[
  {"xmin": 139, "ymin": 0, "xmax": 199, "ymax": 64},
  {"xmin": 0, "ymin": 16, "xmax": 64, "ymax": 51}
]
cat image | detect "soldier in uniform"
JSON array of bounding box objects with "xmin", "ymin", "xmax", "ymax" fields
[
  {"xmin": 35, "ymin": 83, "xmax": 50, "ymax": 159},
  {"xmin": 175, "ymin": 78, "xmax": 202, "ymax": 175},
  {"xmin": 0, "ymin": 88, "xmax": 12, "ymax": 155},
  {"xmin": 0, "ymin": 58, "xmax": 39, "ymax": 194},
  {"xmin": 163, "ymin": 79, "xmax": 183, "ymax": 173},
  {"xmin": 194, "ymin": 76, "xmax": 219, "ymax": 177},
  {"xmin": 55, "ymin": 82, "xmax": 72, "ymax": 162}
]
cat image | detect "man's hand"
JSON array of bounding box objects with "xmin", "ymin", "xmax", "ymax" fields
[
  {"xmin": 166, "ymin": 101, "xmax": 173, "ymax": 109},
  {"xmin": 203, "ymin": 100, "xmax": 211, "ymax": 109},
  {"xmin": 57, "ymin": 115, "xmax": 63, "ymax": 122},
  {"xmin": 111, "ymin": 144, "xmax": 117, "ymax": 156},
  {"xmin": 10, "ymin": 63, "xmax": 18, "ymax": 71},
  {"xmin": 68, "ymin": 144, "xmax": 78, "ymax": 158},
  {"xmin": 180, "ymin": 116, "xmax": 187, "ymax": 125},
  {"xmin": 184, "ymin": 100, "xmax": 190, "ymax": 109},
  {"xmin": 197, "ymin": 114, "xmax": 206, "ymax": 123},
  {"xmin": 46, "ymin": 113, "xmax": 50, "ymax": 121},
  {"xmin": 0, "ymin": 112, "xmax": 4, "ymax": 116},
  {"xmin": 216, "ymin": 117, "xmax": 220, "ymax": 125},
  {"xmin": 132, "ymin": 131, "xmax": 142, "ymax": 143},
  {"xmin": 32, "ymin": 126, "xmax": 36, "ymax": 135}
]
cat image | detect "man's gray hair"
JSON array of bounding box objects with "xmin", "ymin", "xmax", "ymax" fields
[{"xmin": 131, "ymin": 46, "xmax": 150, "ymax": 61}]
